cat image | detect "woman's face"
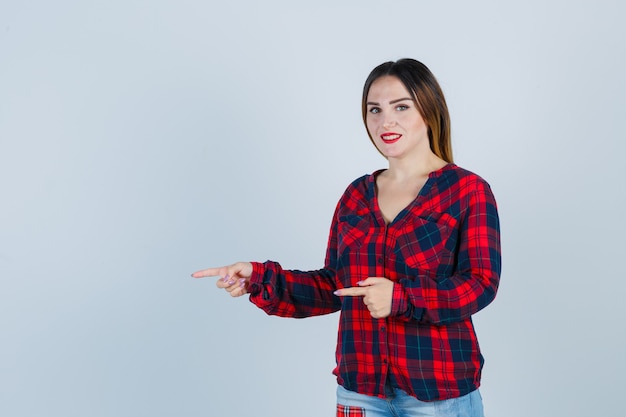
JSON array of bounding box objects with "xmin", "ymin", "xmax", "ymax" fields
[{"xmin": 365, "ymin": 76, "xmax": 430, "ymax": 159}]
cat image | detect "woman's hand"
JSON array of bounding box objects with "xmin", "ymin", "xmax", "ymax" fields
[
  {"xmin": 334, "ymin": 277, "xmax": 394, "ymax": 318},
  {"xmin": 191, "ymin": 262, "xmax": 253, "ymax": 297}
]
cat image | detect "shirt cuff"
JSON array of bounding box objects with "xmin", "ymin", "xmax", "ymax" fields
[
  {"xmin": 246, "ymin": 261, "xmax": 266, "ymax": 296},
  {"xmin": 390, "ymin": 281, "xmax": 410, "ymax": 317}
]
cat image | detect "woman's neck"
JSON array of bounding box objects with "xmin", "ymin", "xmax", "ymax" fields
[{"xmin": 385, "ymin": 152, "xmax": 448, "ymax": 182}]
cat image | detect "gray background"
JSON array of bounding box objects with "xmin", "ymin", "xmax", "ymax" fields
[{"xmin": 1, "ymin": 1, "xmax": 624, "ymax": 416}]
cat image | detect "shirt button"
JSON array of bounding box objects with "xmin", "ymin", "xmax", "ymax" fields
[
  {"xmin": 377, "ymin": 257, "xmax": 383, "ymax": 264},
  {"xmin": 383, "ymin": 358, "xmax": 388, "ymax": 364},
  {"xmin": 381, "ymin": 326, "xmax": 386, "ymax": 332}
]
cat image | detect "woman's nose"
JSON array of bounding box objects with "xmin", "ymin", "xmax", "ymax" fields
[{"xmin": 383, "ymin": 117, "xmax": 396, "ymax": 128}]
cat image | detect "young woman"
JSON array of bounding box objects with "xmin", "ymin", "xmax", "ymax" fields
[{"xmin": 192, "ymin": 58, "xmax": 501, "ymax": 417}]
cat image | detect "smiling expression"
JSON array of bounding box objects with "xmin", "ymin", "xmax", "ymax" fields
[{"xmin": 365, "ymin": 76, "xmax": 430, "ymax": 159}]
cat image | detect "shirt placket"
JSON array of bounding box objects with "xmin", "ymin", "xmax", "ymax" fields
[{"xmin": 376, "ymin": 223, "xmax": 391, "ymax": 396}]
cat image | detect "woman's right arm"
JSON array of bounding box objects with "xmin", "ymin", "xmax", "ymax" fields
[
  {"xmin": 192, "ymin": 201, "xmax": 343, "ymax": 318},
  {"xmin": 192, "ymin": 261, "xmax": 341, "ymax": 319},
  {"xmin": 245, "ymin": 260, "xmax": 340, "ymax": 318}
]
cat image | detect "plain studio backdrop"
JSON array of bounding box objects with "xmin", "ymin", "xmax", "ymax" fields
[{"xmin": 1, "ymin": 1, "xmax": 624, "ymax": 416}]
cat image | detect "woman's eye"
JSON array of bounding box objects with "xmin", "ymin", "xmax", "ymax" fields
[
  {"xmin": 396, "ymin": 105, "xmax": 409, "ymax": 111},
  {"xmin": 369, "ymin": 107, "xmax": 381, "ymax": 114}
]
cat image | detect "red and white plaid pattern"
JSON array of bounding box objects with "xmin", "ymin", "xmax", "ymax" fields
[{"xmin": 337, "ymin": 404, "xmax": 366, "ymax": 417}]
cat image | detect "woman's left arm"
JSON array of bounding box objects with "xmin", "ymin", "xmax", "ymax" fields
[{"xmin": 390, "ymin": 179, "xmax": 501, "ymax": 325}]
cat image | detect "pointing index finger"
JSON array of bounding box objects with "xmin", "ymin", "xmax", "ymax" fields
[
  {"xmin": 334, "ymin": 287, "xmax": 367, "ymax": 297},
  {"xmin": 191, "ymin": 267, "xmax": 224, "ymax": 279}
]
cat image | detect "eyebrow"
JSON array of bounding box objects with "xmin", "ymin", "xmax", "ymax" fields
[{"xmin": 366, "ymin": 97, "xmax": 413, "ymax": 106}]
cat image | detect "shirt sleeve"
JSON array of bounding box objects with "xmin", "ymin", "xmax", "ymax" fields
[
  {"xmin": 246, "ymin": 261, "xmax": 340, "ymax": 318},
  {"xmin": 390, "ymin": 179, "xmax": 501, "ymax": 325},
  {"xmin": 246, "ymin": 202, "xmax": 342, "ymax": 318}
]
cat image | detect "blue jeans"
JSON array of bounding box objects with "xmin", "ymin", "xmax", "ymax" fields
[{"xmin": 336, "ymin": 385, "xmax": 484, "ymax": 417}]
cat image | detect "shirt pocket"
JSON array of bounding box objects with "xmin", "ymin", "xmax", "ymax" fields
[
  {"xmin": 337, "ymin": 214, "xmax": 369, "ymax": 252},
  {"xmin": 394, "ymin": 211, "xmax": 458, "ymax": 272}
]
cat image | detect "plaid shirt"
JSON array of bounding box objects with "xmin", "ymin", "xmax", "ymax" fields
[{"xmin": 247, "ymin": 164, "xmax": 501, "ymax": 401}]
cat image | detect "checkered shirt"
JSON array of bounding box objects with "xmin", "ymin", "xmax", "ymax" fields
[{"xmin": 247, "ymin": 164, "xmax": 501, "ymax": 401}]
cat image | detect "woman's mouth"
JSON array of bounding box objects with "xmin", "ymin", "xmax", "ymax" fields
[{"xmin": 381, "ymin": 133, "xmax": 401, "ymax": 144}]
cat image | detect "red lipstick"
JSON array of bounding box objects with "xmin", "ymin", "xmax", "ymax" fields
[{"xmin": 381, "ymin": 132, "xmax": 401, "ymax": 144}]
